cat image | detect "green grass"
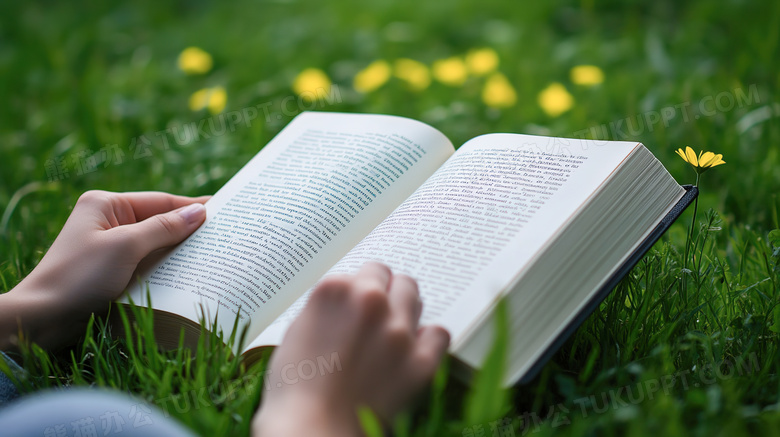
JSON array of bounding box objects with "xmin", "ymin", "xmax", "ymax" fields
[{"xmin": 1, "ymin": 0, "xmax": 779, "ymax": 435}]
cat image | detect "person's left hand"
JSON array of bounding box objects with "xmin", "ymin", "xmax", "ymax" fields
[{"xmin": 0, "ymin": 190, "xmax": 209, "ymax": 350}]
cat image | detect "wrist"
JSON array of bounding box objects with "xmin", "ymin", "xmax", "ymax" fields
[
  {"xmin": 0, "ymin": 287, "xmax": 41, "ymax": 351},
  {"xmin": 0, "ymin": 277, "xmax": 87, "ymax": 351},
  {"xmin": 252, "ymin": 393, "xmax": 362, "ymax": 437}
]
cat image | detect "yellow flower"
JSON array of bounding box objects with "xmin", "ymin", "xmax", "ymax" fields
[
  {"xmin": 466, "ymin": 48, "xmax": 499, "ymax": 76},
  {"xmin": 538, "ymin": 82, "xmax": 574, "ymax": 117},
  {"xmin": 353, "ymin": 60, "xmax": 391, "ymax": 93},
  {"xmin": 177, "ymin": 47, "xmax": 213, "ymax": 75},
  {"xmin": 675, "ymin": 146, "xmax": 726, "ymax": 174},
  {"xmin": 570, "ymin": 65, "xmax": 604, "ymax": 86},
  {"xmin": 481, "ymin": 72, "xmax": 517, "ymax": 109},
  {"xmin": 432, "ymin": 57, "xmax": 468, "ymax": 86},
  {"xmin": 393, "ymin": 59, "xmax": 431, "ymax": 91},
  {"xmin": 189, "ymin": 86, "xmax": 227, "ymax": 114},
  {"xmin": 292, "ymin": 68, "xmax": 332, "ymax": 101}
]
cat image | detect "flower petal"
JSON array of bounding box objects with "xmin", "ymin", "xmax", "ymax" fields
[
  {"xmin": 188, "ymin": 88, "xmax": 209, "ymax": 111},
  {"xmin": 394, "ymin": 58, "xmax": 431, "ymax": 91},
  {"xmin": 294, "ymin": 68, "xmax": 333, "ymax": 99},
  {"xmin": 482, "ymin": 72, "xmax": 517, "ymax": 108},
  {"xmin": 207, "ymin": 86, "xmax": 227, "ymax": 114},
  {"xmin": 675, "ymin": 148, "xmax": 688, "ymax": 162},
  {"xmin": 354, "ymin": 61, "xmax": 391, "ymax": 93},
  {"xmin": 432, "ymin": 57, "xmax": 468, "ymax": 86},
  {"xmin": 699, "ymin": 151, "xmax": 716, "ymax": 167},
  {"xmin": 178, "ymin": 47, "xmax": 213, "ymax": 75},
  {"xmin": 685, "ymin": 147, "xmax": 699, "ymax": 167},
  {"xmin": 537, "ymin": 82, "xmax": 574, "ymax": 117},
  {"xmin": 570, "ymin": 65, "xmax": 604, "ymax": 86},
  {"xmin": 465, "ymin": 48, "xmax": 500, "ymax": 76}
]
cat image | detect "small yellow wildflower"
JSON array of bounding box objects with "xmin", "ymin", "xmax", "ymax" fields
[
  {"xmin": 393, "ymin": 59, "xmax": 431, "ymax": 92},
  {"xmin": 178, "ymin": 47, "xmax": 213, "ymax": 75},
  {"xmin": 675, "ymin": 146, "xmax": 725, "ymax": 174},
  {"xmin": 353, "ymin": 60, "xmax": 391, "ymax": 93},
  {"xmin": 292, "ymin": 68, "xmax": 332, "ymax": 101},
  {"xmin": 570, "ymin": 65, "xmax": 604, "ymax": 86},
  {"xmin": 466, "ymin": 48, "xmax": 499, "ymax": 76},
  {"xmin": 432, "ymin": 57, "xmax": 468, "ymax": 86},
  {"xmin": 189, "ymin": 86, "xmax": 227, "ymax": 114},
  {"xmin": 481, "ymin": 72, "xmax": 517, "ymax": 109},
  {"xmin": 538, "ymin": 82, "xmax": 574, "ymax": 117}
]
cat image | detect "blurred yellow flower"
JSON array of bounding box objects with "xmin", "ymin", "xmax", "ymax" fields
[
  {"xmin": 293, "ymin": 68, "xmax": 332, "ymax": 100},
  {"xmin": 189, "ymin": 86, "xmax": 227, "ymax": 114},
  {"xmin": 538, "ymin": 82, "xmax": 574, "ymax": 117},
  {"xmin": 466, "ymin": 48, "xmax": 499, "ymax": 76},
  {"xmin": 432, "ymin": 57, "xmax": 468, "ymax": 86},
  {"xmin": 481, "ymin": 73, "xmax": 517, "ymax": 109},
  {"xmin": 393, "ymin": 58, "xmax": 431, "ymax": 91},
  {"xmin": 354, "ymin": 60, "xmax": 391, "ymax": 93},
  {"xmin": 675, "ymin": 146, "xmax": 725, "ymax": 174},
  {"xmin": 178, "ymin": 47, "xmax": 213, "ymax": 75},
  {"xmin": 570, "ymin": 65, "xmax": 604, "ymax": 86}
]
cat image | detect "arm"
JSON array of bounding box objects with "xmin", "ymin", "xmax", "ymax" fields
[
  {"xmin": 0, "ymin": 191, "xmax": 449, "ymax": 435},
  {"xmin": 252, "ymin": 262, "xmax": 450, "ymax": 437},
  {"xmin": 0, "ymin": 190, "xmax": 208, "ymax": 351}
]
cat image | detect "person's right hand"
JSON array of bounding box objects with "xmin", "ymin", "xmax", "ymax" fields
[{"xmin": 252, "ymin": 262, "xmax": 450, "ymax": 437}]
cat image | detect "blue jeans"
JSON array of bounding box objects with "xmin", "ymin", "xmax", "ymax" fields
[
  {"xmin": 0, "ymin": 353, "xmax": 196, "ymax": 436},
  {"xmin": 0, "ymin": 351, "xmax": 21, "ymax": 404}
]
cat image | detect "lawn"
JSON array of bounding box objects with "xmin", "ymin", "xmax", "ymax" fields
[{"xmin": 1, "ymin": 0, "xmax": 779, "ymax": 435}]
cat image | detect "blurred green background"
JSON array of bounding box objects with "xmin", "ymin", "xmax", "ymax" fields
[
  {"xmin": 1, "ymin": 0, "xmax": 777, "ymax": 228},
  {"xmin": 1, "ymin": 0, "xmax": 779, "ymax": 435}
]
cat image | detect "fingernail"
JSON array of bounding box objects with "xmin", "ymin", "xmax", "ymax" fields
[{"xmin": 178, "ymin": 203, "xmax": 206, "ymax": 224}]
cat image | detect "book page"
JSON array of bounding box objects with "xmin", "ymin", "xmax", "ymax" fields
[
  {"xmin": 453, "ymin": 145, "xmax": 684, "ymax": 384},
  {"xmin": 123, "ymin": 112, "xmax": 454, "ymax": 351},
  {"xmin": 247, "ymin": 134, "xmax": 639, "ymax": 350}
]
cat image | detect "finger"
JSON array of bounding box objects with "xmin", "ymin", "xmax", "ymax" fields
[
  {"xmin": 411, "ymin": 325, "xmax": 450, "ymax": 383},
  {"xmin": 387, "ymin": 274, "xmax": 422, "ymax": 332},
  {"xmin": 118, "ymin": 203, "xmax": 207, "ymax": 258},
  {"xmin": 351, "ymin": 262, "xmax": 392, "ymax": 321},
  {"xmin": 353, "ymin": 262, "xmax": 392, "ymax": 295},
  {"xmin": 117, "ymin": 192, "xmax": 212, "ymax": 221},
  {"xmin": 305, "ymin": 274, "xmax": 352, "ymax": 316},
  {"xmin": 286, "ymin": 275, "xmax": 358, "ymax": 355}
]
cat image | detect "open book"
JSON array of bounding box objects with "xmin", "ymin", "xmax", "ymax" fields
[{"xmin": 122, "ymin": 112, "xmax": 692, "ymax": 386}]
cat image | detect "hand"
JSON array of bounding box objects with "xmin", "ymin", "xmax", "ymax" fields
[
  {"xmin": 0, "ymin": 190, "xmax": 209, "ymax": 350},
  {"xmin": 252, "ymin": 262, "xmax": 450, "ymax": 437}
]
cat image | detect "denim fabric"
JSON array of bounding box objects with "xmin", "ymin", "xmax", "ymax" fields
[
  {"xmin": 0, "ymin": 351, "xmax": 22, "ymax": 405},
  {"xmin": 0, "ymin": 388, "xmax": 197, "ymax": 436},
  {"xmin": 0, "ymin": 353, "xmax": 196, "ymax": 436}
]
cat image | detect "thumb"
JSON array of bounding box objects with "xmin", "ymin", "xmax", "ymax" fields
[{"xmin": 123, "ymin": 203, "xmax": 207, "ymax": 257}]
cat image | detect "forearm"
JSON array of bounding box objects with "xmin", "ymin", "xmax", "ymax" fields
[
  {"xmin": 252, "ymin": 395, "xmax": 362, "ymax": 437},
  {"xmin": 0, "ymin": 277, "xmax": 87, "ymax": 351}
]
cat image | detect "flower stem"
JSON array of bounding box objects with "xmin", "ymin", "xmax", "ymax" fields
[
  {"xmin": 684, "ymin": 173, "xmax": 700, "ymax": 271},
  {"xmin": 681, "ymin": 174, "xmax": 700, "ymax": 308}
]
